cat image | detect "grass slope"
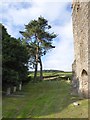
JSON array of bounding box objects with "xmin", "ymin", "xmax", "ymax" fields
[
  {"xmin": 28, "ymin": 71, "xmax": 72, "ymax": 77},
  {"xmin": 2, "ymin": 80, "xmax": 88, "ymax": 118}
]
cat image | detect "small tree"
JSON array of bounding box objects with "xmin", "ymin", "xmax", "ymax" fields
[{"xmin": 20, "ymin": 16, "xmax": 57, "ymax": 81}]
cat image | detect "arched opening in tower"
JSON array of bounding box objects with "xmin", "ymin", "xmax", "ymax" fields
[
  {"xmin": 81, "ymin": 69, "xmax": 88, "ymax": 97},
  {"xmin": 81, "ymin": 69, "xmax": 88, "ymax": 76}
]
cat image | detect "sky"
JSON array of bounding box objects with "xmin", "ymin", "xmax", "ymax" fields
[{"xmin": 0, "ymin": 0, "xmax": 74, "ymax": 71}]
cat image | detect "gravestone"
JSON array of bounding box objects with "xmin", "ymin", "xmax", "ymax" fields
[
  {"xmin": 6, "ymin": 87, "xmax": 11, "ymax": 95},
  {"xmin": 13, "ymin": 86, "xmax": 17, "ymax": 92}
]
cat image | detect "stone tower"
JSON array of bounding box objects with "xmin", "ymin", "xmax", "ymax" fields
[{"xmin": 72, "ymin": 0, "xmax": 90, "ymax": 98}]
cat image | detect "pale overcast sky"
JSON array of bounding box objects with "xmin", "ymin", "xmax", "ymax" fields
[{"xmin": 0, "ymin": 0, "xmax": 74, "ymax": 71}]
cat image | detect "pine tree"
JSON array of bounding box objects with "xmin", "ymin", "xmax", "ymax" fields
[{"xmin": 20, "ymin": 16, "xmax": 57, "ymax": 81}]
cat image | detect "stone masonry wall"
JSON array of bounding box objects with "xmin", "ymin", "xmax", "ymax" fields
[
  {"xmin": 72, "ymin": 1, "xmax": 89, "ymax": 98},
  {"xmin": 88, "ymin": 2, "xmax": 90, "ymax": 98}
]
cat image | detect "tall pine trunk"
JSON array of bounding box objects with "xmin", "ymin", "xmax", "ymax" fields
[
  {"xmin": 34, "ymin": 50, "xmax": 38, "ymax": 82},
  {"xmin": 34, "ymin": 63, "xmax": 38, "ymax": 82},
  {"xmin": 39, "ymin": 57, "xmax": 43, "ymax": 81},
  {"xmin": 34, "ymin": 34, "xmax": 39, "ymax": 82}
]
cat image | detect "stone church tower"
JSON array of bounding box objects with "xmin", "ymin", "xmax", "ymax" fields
[{"xmin": 72, "ymin": 0, "xmax": 90, "ymax": 98}]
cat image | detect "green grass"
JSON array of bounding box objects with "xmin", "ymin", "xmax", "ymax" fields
[
  {"xmin": 28, "ymin": 71, "xmax": 72, "ymax": 79},
  {"xmin": 2, "ymin": 80, "xmax": 88, "ymax": 118},
  {"xmin": 28, "ymin": 71, "xmax": 56, "ymax": 77}
]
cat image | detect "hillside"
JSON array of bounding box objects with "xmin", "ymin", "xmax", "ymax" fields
[{"xmin": 2, "ymin": 79, "xmax": 88, "ymax": 118}]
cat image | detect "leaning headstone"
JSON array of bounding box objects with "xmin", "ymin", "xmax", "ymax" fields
[
  {"xmin": 19, "ymin": 83, "xmax": 22, "ymax": 91},
  {"xmin": 13, "ymin": 86, "xmax": 17, "ymax": 92},
  {"xmin": 6, "ymin": 87, "xmax": 11, "ymax": 95}
]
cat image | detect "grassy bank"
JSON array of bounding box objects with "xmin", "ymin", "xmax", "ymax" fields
[
  {"xmin": 2, "ymin": 80, "xmax": 88, "ymax": 118},
  {"xmin": 28, "ymin": 71, "xmax": 72, "ymax": 81}
]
